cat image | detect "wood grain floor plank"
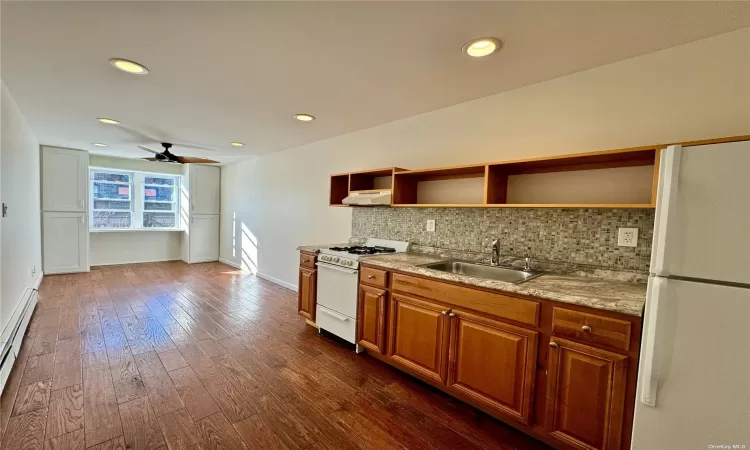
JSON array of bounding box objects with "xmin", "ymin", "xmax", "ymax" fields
[
  {"xmin": 157, "ymin": 349, "xmax": 188, "ymax": 372},
  {"xmin": 45, "ymin": 384, "xmax": 84, "ymax": 439},
  {"xmin": 118, "ymin": 397, "xmax": 166, "ymax": 450},
  {"xmin": 57, "ymin": 314, "xmax": 81, "ymax": 341},
  {"xmin": 157, "ymin": 408, "xmax": 206, "ymax": 450},
  {"xmin": 21, "ymin": 353, "xmax": 56, "ymax": 386},
  {"xmin": 232, "ymin": 414, "xmax": 290, "ymax": 450},
  {"xmin": 87, "ymin": 435, "xmax": 127, "ymax": 450},
  {"xmin": 43, "ymin": 429, "xmax": 85, "ymax": 450},
  {"xmin": 12, "ymin": 380, "xmax": 52, "ymax": 416},
  {"xmin": 1, "ymin": 407, "xmax": 48, "ymax": 450},
  {"xmin": 177, "ymin": 343, "xmax": 255, "ymax": 422},
  {"xmin": 3, "ymin": 263, "xmax": 551, "ymax": 450},
  {"xmin": 132, "ymin": 352, "xmax": 184, "ymax": 417},
  {"xmin": 51, "ymin": 338, "xmax": 81, "ymax": 390},
  {"xmin": 196, "ymin": 339, "xmax": 226, "ymax": 358},
  {"xmin": 196, "ymin": 412, "xmax": 249, "ymax": 450},
  {"xmin": 167, "ymin": 367, "xmax": 221, "ymax": 421},
  {"xmin": 83, "ymin": 366, "xmax": 123, "ymax": 447},
  {"xmin": 81, "ymin": 322, "xmax": 106, "ymax": 354}
]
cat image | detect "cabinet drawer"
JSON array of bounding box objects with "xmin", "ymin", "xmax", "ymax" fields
[
  {"xmin": 299, "ymin": 252, "xmax": 317, "ymax": 269},
  {"xmin": 392, "ymin": 273, "xmax": 539, "ymax": 327},
  {"xmin": 552, "ymin": 308, "xmax": 632, "ymax": 352},
  {"xmin": 361, "ymin": 266, "xmax": 388, "ymax": 288}
]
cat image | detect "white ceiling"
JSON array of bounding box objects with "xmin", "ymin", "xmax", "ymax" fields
[{"xmin": 2, "ymin": 2, "xmax": 750, "ymax": 163}]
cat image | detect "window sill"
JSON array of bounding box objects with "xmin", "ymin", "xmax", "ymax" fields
[{"xmin": 90, "ymin": 228, "xmax": 185, "ymax": 233}]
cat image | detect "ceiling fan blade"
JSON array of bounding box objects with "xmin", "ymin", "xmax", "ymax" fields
[
  {"xmin": 138, "ymin": 146, "xmax": 161, "ymax": 155},
  {"xmin": 177, "ymin": 156, "xmax": 220, "ymax": 164},
  {"xmin": 142, "ymin": 158, "xmax": 158, "ymax": 161}
]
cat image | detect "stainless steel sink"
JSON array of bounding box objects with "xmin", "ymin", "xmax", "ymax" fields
[{"xmin": 419, "ymin": 260, "xmax": 542, "ymax": 284}]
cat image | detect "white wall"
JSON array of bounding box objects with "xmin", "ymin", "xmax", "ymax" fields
[
  {"xmin": 90, "ymin": 231, "xmax": 182, "ymax": 266},
  {"xmin": 88, "ymin": 154, "xmax": 184, "ymax": 266},
  {"xmin": 1, "ymin": 82, "xmax": 43, "ymax": 334},
  {"xmin": 220, "ymin": 28, "xmax": 750, "ymax": 288}
]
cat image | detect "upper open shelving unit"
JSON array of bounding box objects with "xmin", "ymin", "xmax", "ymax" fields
[{"xmin": 329, "ymin": 135, "xmax": 750, "ymax": 209}]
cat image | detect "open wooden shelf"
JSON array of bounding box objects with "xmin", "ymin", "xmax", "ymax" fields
[
  {"xmin": 329, "ymin": 168, "xmax": 405, "ymax": 206},
  {"xmin": 329, "ymin": 135, "xmax": 750, "ymax": 208}
]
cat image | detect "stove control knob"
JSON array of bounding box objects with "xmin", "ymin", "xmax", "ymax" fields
[
  {"xmin": 333, "ymin": 257, "xmax": 340, "ymax": 263},
  {"xmin": 346, "ymin": 260, "xmax": 353, "ymax": 266}
]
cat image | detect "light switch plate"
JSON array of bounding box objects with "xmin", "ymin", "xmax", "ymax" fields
[
  {"xmin": 426, "ymin": 219, "xmax": 436, "ymax": 232},
  {"xmin": 618, "ymin": 228, "xmax": 638, "ymax": 247}
]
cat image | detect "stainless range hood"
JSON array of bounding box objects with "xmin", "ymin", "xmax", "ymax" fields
[{"xmin": 342, "ymin": 190, "xmax": 392, "ymax": 206}]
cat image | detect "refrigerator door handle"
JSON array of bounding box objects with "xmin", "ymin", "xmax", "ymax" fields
[
  {"xmin": 650, "ymin": 145, "xmax": 682, "ymax": 276},
  {"xmin": 640, "ymin": 276, "xmax": 668, "ymax": 407}
]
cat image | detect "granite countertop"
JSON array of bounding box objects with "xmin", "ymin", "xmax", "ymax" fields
[
  {"xmin": 297, "ymin": 244, "xmax": 349, "ymax": 253},
  {"xmin": 359, "ymin": 253, "xmax": 647, "ymax": 317}
]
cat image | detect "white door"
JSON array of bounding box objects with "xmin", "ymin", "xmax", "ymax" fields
[
  {"xmin": 652, "ymin": 141, "xmax": 750, "ymax": 284},
  {"xmin": 42, "ymin": 147, "xmax": 88, "ymax": 212},
  {"xmin": 43, "ymin": 212, "xmax": 89, "ymax": 273},
  {"xmin": 633, "ymin": 278, "xmax": 750, "ymax": 448},
  {"xmin": 190, "ymin": 165, "xmax": 220, "ymax": 215},
  {"xmin": 189, "ymin": 215, "xmax": 219, "ymax": 263}
]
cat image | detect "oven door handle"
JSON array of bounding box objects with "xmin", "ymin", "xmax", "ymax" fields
[
  {"xmin": 316, "ymin": 262, "xmax": 358, "ymax": 274},
  {"xmin": 319, "ymin": 308, "xmax": 350, "ymax": 322}
]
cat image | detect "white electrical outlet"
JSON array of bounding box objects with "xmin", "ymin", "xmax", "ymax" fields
[
  {"xmin": 31, "ymin": 267, "xmax": 35, "ymax": 277},
  {"xmin": 426, "ymin": 219, "xmax": 436, "ymax": 232},
  {"xmin": 618, "ymin": 228, "xmax": 638, "ymax": 247}
]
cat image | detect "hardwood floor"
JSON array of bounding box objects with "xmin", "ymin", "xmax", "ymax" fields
[{"xmin": 0, "ymin": 261, "xmax": 551, "ymax": 450}]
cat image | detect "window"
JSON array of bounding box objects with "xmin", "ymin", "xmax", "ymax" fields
[
  {"xmin": 90, "ymin": 169, "xmax": 181, "ymax": 230},
  {"xmin": 91, "ymin": 170, "xmax": 133, "ymax": 228}
]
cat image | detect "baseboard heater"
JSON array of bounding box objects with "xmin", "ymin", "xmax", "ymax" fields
[{"xmin": 0, "ymin": 288, "xmax": 39, "ymax": 392}]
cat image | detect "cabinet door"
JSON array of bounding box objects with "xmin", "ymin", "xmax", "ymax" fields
[
  {"xmin": 189, "ymin": 215, "xmax": 219, "ymax": 263},
  {"xmin": 42, "ymin": 147, "xmax": 88, "ymax": 212},
  {"xmin": 190, "ymin": 165, "xmax": 220, "ymax": 215},
  {"xmin": 43, "ymin": 212, "xmax": 88, "ymax": 274},
  {"xmin": 298, "ymin": 267, "xmax": 317, "ymax": 321},
  {"xmin": 546, "ymin": 338, "xmax": 628, "ymax": 450},
  {"xmin": 358, "ymin": 284, "xmax": 387, "ymax": 353},
  {"xmin": 387, "ymin": 293, "xmax": 450, "ymax": 383},
  {"xmin": 447, "ymin": 310, "xmax": 538, "ymax": 424}
]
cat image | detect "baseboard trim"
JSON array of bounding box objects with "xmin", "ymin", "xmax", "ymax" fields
[
  {"xmin": 91, "ymin": 258, "xmax": 181, "ymax": 267},
  {"xmin": 33, "ymin": 272, "xmax": 44, "ymax": 290},
  {"xmin": 256, "ymin": 272, "xmax": 298, "ymax": 292},
  {"xmin": 218, "ymin": 258, "xmax": 243, "ymax": 270}
]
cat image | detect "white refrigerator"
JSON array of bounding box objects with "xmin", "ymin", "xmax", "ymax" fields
[{"xmin": 632, "ymin": 140, "xmax": 750, "ymax": 449}]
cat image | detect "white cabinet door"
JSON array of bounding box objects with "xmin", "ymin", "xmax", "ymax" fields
[
  {"xmin": 190, "ymin": 165, "xmax": 220, "ymax": 215},
  {"xmin": 42, "ymin": 147, "xmax": 88, "ymax": 212},
  {"xmin": 189, "ymin": 215, "xmax": 219, "ymax": 263},
  {"xmin": 43, "ymin": 212, "xmax": 89, "ymax": 274}
]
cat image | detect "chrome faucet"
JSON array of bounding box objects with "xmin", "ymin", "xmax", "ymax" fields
[{"xmin": 490, "ymin": 237, "xmax": 500, "ymax": 266}]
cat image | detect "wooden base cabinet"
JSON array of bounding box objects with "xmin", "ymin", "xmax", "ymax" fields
[
  {"xmin": 387, "ymin": 293, "xmax": 450, "ymax": 383},
  {"xmin": 447, "ymin": 309, "xmax": 538, "ymax": 425},
  {"xmin": 355, "ymin": 265, "xmax": 642, "ymax": 450},
  {"xmin": 545, "ymin": 338, "xmax": 628, "ymax": 450},
  {"xmin": 298, "ymin": 266, "xmax": 317, "ymax": 321},
  {"xmin": 357, "ymin": 285, "xmax": 387, "ymax": 353}
]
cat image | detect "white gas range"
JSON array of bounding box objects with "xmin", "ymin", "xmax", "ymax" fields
[{"xmin": 316, "ymin": 238, "xmax": 410, "ymax": 350}]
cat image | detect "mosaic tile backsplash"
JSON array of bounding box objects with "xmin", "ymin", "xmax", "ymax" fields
[{"xmin": 352, "ymin": 208, "xmax": 655, "ymax": 272}]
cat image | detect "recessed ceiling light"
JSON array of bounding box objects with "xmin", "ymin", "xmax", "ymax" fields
[
  {"xmin": 293, "ymin": 114, "xmax": 315, "ymax": 122},
  {"xmin": 230, "ymin": 142, "xmax": 244, "ymax": 147},
  {"xmin": 462, "ymin": 37, "xmax": 502, "ymax": 58},
  {"xmin": 92, "ymin": 143, "xmax": 107, "ymax": 147},
  {"xmin": 97, "ymin": 117, "xmax": 120, "ymax": 125},
  {"xmin": 109, "ymin": 58, "xmax": 149, "ymax": 75}
]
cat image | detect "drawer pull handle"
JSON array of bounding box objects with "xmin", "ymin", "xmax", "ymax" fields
[
  {"xmin": 377, "ymin": 292, "xmax": 384, "ymax": 298},
  {"xmin": 581, "ymin": 325, "xmax": 592, "ymax": 333},
  {"xmin": 448, "ymin": 313, "xmax": 456, "ymax": 318},
  {"xmin": 303, "ymin": 259, "xmax": 309, "ymax": 263},
  {"xmin": 368, "ymin": 275, "xmax": 374, "ymax": 279},
  {"xmin": 441, "ymin": 311, "xmax": 448, "ymax": 316},
  {"xmin": 549, "ymin": 341, "xmax": 559, "ymax": 348}
]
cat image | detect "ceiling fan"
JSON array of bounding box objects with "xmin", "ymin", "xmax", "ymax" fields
[{"xmin": 138, "ymin": 142, "xmax": 220, "ymax": 164}]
